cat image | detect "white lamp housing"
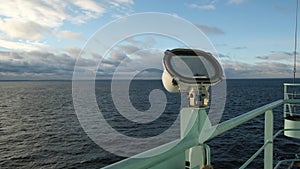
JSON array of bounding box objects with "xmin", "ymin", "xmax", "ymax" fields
[{"xmin": 162, "ymin": 48, "xmax": 224, "ymax": 107}]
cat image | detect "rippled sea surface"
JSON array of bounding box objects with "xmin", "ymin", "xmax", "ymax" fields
[{"xmin": 1, "ymin": 79, "xmax": 300, "ymax": 169}]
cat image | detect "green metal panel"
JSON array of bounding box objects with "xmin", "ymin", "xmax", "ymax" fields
[
  {"xmin": 102, "ymin": 139, "xmax": 192, "ymax": 169},
  {"xmin": 148, "ymin": 153, "xmax": 185, "ymax": 169},
  {"xmin": 180, "ymin": 108, "xmax": 199, "ymax": 138},
  {"xmin": 180, "ymin": 108, "xmax": 212, "ymax": 168}
]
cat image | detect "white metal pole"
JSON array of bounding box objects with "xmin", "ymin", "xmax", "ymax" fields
[{"xmin": 264, "ymin": 110, "xmax": 273, "ymax": 169}]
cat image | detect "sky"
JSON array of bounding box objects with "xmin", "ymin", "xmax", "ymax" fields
[{"xmin": 0, "ymin": 0, "xmax": 299, "ymax": 80}]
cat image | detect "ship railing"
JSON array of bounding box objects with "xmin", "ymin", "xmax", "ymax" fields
[
  {"xmin": 104, "ymin": 85, "xmax": 300, "ymax": 169},
  {"xmin": 284, "ymin": 83, "xmax": 300, "ymax": 117}
]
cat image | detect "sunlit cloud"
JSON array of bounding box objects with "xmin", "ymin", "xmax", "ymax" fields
[
  {"xmin": 0, "ymin": 0, "xmax": 295, "ymax": 80},
  {"xmin": 0, "ymin": 1, "xmax": 67, "ymax": 28},
  {"xmin": 57, "ymin": 30, "xmax": 84, "ymax": 41},
  {"xmin": 71, "ymin": 0, "xmax": 105, "ymax": 13},
  {"xmin": 0, "ymin": 0, "xmax": 107, "ymax": 28},
  {"xmin": 0, "ymin": 39, "xmax": 48, "ymax": 51},
  {"xmin": 0, "ymin": 19, "xmax": 50, "ymax": 40},
  {"xmin": 0, "ymin": 0, "xmax": 134, "ymax": 50},
  {"xmin": 65, "ymin": 46, "xmax": 82, "ymax": 58}
]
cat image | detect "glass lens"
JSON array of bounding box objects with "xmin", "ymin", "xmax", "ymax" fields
[{"xmin": 169, "ymin": 55, "xmax": 215, "ymax": 79}]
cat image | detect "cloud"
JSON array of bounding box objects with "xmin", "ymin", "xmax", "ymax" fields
[
  {"xmin": 189, "ymin": 3, "xmax": 216, "ymax": 10},
  {"xmin": 1, "ymin": 47, "xmax": 297, "ymax": 80},
  {"xmin": 0, "ymin": 0, "xmax": 134, "ymax": 51},
  {"xmin": 57, "ymin": 30, "xmax": 83, "ymax": 41},
  {"xmin": 218, "ymin": 53, "xmax": 230, "ymax": 58},
  {"xmin": 233, "ymin": 46, "xmax": 247, "ymax": 50},
  {"xmin": 0, "ymin": 35, "xmax": 161, "ymax": 80},
  {"xmin": 98, "ymin": 48, "xmax": 296, "ymax": 79},
  {"xmin": 0, "ymin": 1, "xmax": 109, "ymax": 28},
  {"xmin": 99, "ymin": 50, "xmax": 132, "ymax": 70},
  {"xmin": 228, "ymin": 0, "xmax": 245, "ymax": 4},
  {"xmin": 222, "ymin": 60, "xmax": 293, "ymax": 78},
  {"xmin": 0, "ymin": 50, "xmax": 79, "ymax": 80},
  {"xmin": 0, "ymin": 1, "xmax": 66, "ymax": 28},
  {"xmin": 115, "ymin": 0, "xmax": 134, "ymax": 4},
  {"xmin": 0, "ymin": 39, "xmax": 48, "ymax": 51},
  {"xmin": 0, "ymin": 51, "xmax": 23, "ymax": 60},
  {"xmin": 0, "ymin": 19, "xmax": 50, "ymax": 40},
  {"xmin": 256, "ymin": 51, "xmax": 294, "ymax": 61},
  {"xmin": 117, "ymin": 45, "xmax": 141, "ymax": 54},
  {"xmin": 189, "ymin": 0, "xmax": 245, "ymax": 11},
  {"xmin": 70, "ymin": 0, "xmax": 105, "ymax": 13},
  {"xmin": 65, "ymin": 46, "xmax": 82, "ymax": 58},
  {"xmin": 195, "ymin": 24, "xmax": 225, "ymax": 35},
  {"xmin": 110, "ymin": 51, "xmax": 130, "ymax": 61},
  {"xmin": 215, "ymin": 51, "xmax": 296, "ymax": 78},
  {"xmin": 94, "ymin": 36, "xmax": 163, "ymax": 79},
  {"xmin": 134, "ymin": 68, "xmax": 163, "ymax": 79}
]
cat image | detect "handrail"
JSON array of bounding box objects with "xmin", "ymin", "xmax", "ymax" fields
[
  {"xmin": 284, "ymin": 83, "xmax": 300, "ymax": 86},
  {"xmin": 103, "ymin": 99, "xmax": 300, "ymax": 169},
  {"xmin": 284, "ymin": 99, "xmax": 300, "ymax": 103},
  {"xmin": 208, "ymin": 100, "xmax": 283, "ymax": 140}
]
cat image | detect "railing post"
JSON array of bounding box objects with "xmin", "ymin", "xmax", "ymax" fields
[
  {"xmin": 284, "ymin": 84, "xmax": 288, "ymax": 100},
  {"xmin": 264, "ymin": 110, "xmax": 273, "ymax": 169},
  {"xmin": 284, "ymin": 84, "xmax": 287, "ymax": 117}
]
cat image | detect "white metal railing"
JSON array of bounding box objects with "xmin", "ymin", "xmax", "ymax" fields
[
  {"xmin": 284, "ymin": 83, "xmax": 300, "ymax": 117},
  {"xmin": 103, "ymin": 84, "xmax": 300, "ymax": 169}
]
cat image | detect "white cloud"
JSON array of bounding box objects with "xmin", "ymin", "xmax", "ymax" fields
[
  {"xmin": 70, "ymin": 0, "xmax": 105, "ymax": 13},
  {"xmin": 228, "ymin": 0, "xmax": 245, "ymax": 5},
  {"xmin": 189, "ymin": 0, "xmax": 245, "ymax": 11},
  {"xmin": 66, "ymin": 0, "xmax": 106, "ymax": 24},
  {"xmin": 0, "ymin": 0, "xmax": 133, "ymax": 27},
  {"xmin": 65, "ymin": 46, "xmax": 82, "ymax": 58},
  {"xmin": 57, "ymin": 30, "xmax": 83, "ymax": 41},
  {"xmin": 222, "ymin": 60, "xmax": 293, "ymax": 78},
  {"xmin": 0, "ymin": 0, "xmax": 110, "ymax": 28},
  {"xmin": 0, "ymin": 19, "xmax": 50, "ymax": 40},
  {"xmin": 189, "ymin": 3, "xmax": 216, "ymax": 10},
  {"xmin": 256, "ymin": 51, "xmax": 294, "ymax": 61},
  {"xmin": 0, "ymin": 0, "xmax": 134, "ymax": 51},
  {"xmin": 0, "ymin": 39, "xmax": 48, "ymax": 51},
  {"xmin": 115, "ymin": 0, "xmax": 134, "ymax": 4},
  {"xmin": 0, "ymin": 1, "xmax": 67, "ymax": 28}
]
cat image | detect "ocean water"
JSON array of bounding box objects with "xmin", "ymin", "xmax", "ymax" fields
[{"xmin": 0, "ymin": 79, "xmax": 300, "ymax": 169}]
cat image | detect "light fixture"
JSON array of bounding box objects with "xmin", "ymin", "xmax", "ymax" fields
[{"xmin": 162, "ymin": 48, "xmax": 224, "ymax": 107}]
